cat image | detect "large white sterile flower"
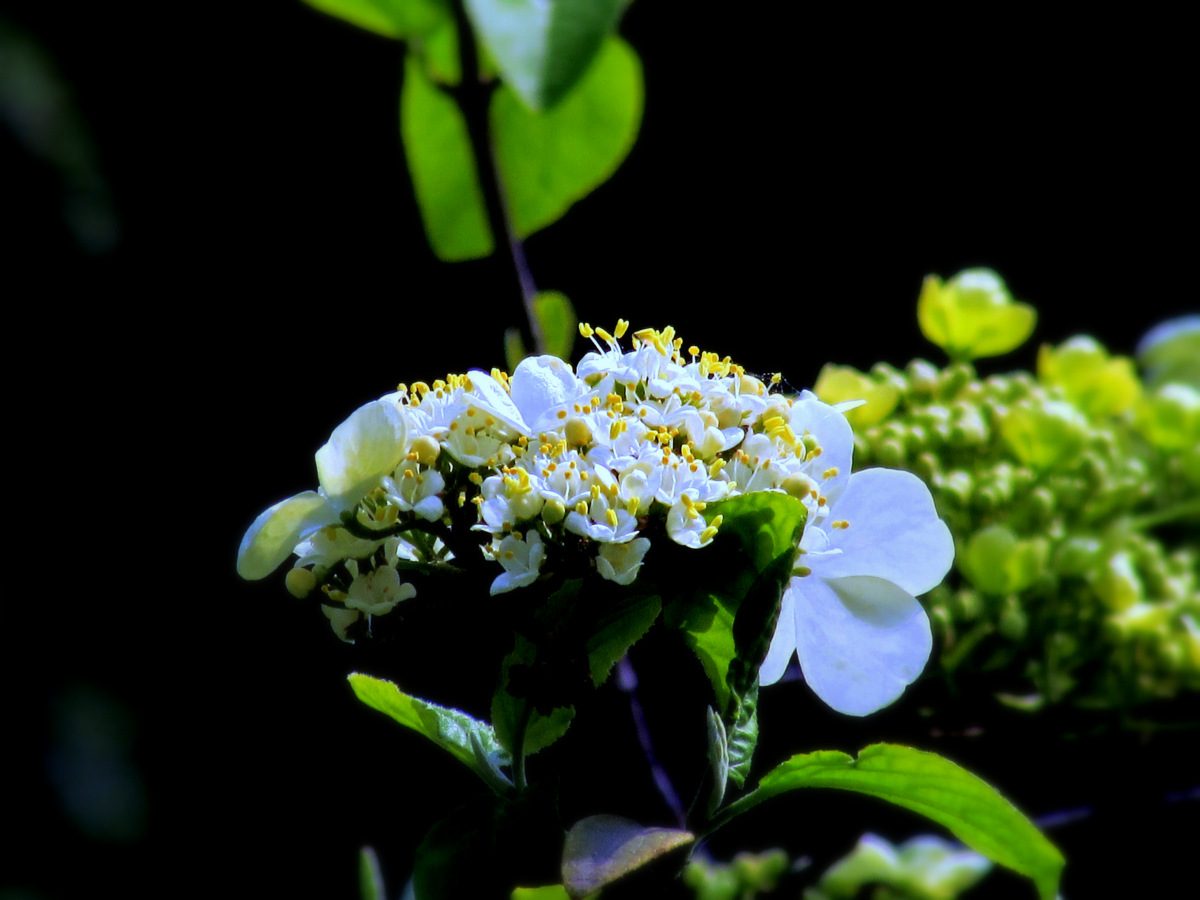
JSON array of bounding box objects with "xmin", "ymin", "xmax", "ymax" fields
[
  {"xmin": 236, "ymin": 399, "xmax": 408, "ymax": 580},
  {"xmin": 760, "ymin": 466, "xmax": 954, "ymax": 715}
]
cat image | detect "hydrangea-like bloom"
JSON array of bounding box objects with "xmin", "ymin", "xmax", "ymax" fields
[
  {"xmin": 758, "ymin": 394, "xmax": 954, "ymax": 716},
  {"xmin": 238, "ymin": 320, "xmax": 954, "ymax": 711}
]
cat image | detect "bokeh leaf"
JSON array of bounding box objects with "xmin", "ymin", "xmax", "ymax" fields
[
  {"xmin": 492, "ymin": 35, "xmax": 642, "ymax": 239},
  {"xmin": 303, "ymin": 0, "xmax": 446, "ymax": 40},
  {"xmin": 466, "ymin": 0, "xmax": 623, "ymax": 111},
  {"xmin": 400, "ymin": 54, "xmax": 493, "ymax": 260}
]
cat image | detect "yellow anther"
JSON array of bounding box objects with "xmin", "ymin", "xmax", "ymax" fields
[
  {"xmin": 591, "ymin": 485, "xmax": 601, "ymax": 500},
  {"xmin": 823, "ymin": 467, "xmax": 840, "ymax": 480},
  {"xmin": 575, "ymin": 501, "xmax": 588, "ymax": 515},
  {"xmin": 688, "ymin": 345, "xmax": 700, "ymax": 356},
  {"xmin": 708, "ymin": 459, "xmax": 726, "ymax": 477},
  {"xmin": 605, "ymin": 508, "xmax": 618, "ymax": 527},
  {"xmin": 795, "ymin": 565, "xmax": 813, "ymax": 577},
  {"xmin": 468, "ymin": 472, "xmax": 484, "ymax": 485},
  {"xmin": 609, "ymin": 420, "xmax": 623, "ymax": 441},
  {"xmin": 614, "ymin": 319, "xmax": 629, "ymax": 338},
  {"xmin": 771, "ymin": 372, "xmax": 782, "ymax": 384},
  {"xmin": 557, "ymin": 409, "xmax": 568, "ymax": 419},
  {"xmin": 579, "ymin": 322, "xmax": 595, "ymax": 338},
  {"xmin": 817, "ymin": 496, "xmax": 827, "ymax": 507},
  {"xmin": 832, "ymin": 520, "xmax": 850, "ymax": 529},
  {"xmin": 595, "ymin": 327, "xmax": 614, "ymax": 342},
  {"xmin": 403, "ymin": 469, "xmax": 415, "ymax": 479},
  {"xmin": 467, "ymin": 407, "xmax": 477, "ymax": 417}
]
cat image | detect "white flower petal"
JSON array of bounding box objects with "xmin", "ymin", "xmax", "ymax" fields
[
  {"xmin": 315, "ymin": 400, "xmax": 408, "ymax": 504},
  {"xmin": 793, "ymin": 574, "xmax": 932, "ymax": 716},
  {"xmin": 758, "ymin": 582, "xmax": 798, "ymax": 685},
  {"xmin": 510, "ymin": 355, "xmax": 584, "ymax": 432},
  {"xmin": 788, "ymin": 391, "xmax": 854, "ymax": 502},
  {"xmin": 237, "ymin": 491, "xmax": 336, "ymax": 580},
  {"xmin": 816, "ymin": 468, "xmax": 954, "ymax": 596},
  {"xmin": 466, "ymin": 369, "xmax": 529, "ymax": 434}
]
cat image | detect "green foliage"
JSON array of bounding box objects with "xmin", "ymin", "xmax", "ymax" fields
[
  {"xmin": 724, "ymin": 682, "xmax": 758, "ymax": 790},
  {"xmin": 401, "ymin": 54, "xmax": 494, "ymax": 260},
  {"xmin": 664, "ymin": 492, "xmax": 806, "ymax": 716},
  {"xmin": 348, "ymin": 673, "xmax": 513, "ymax": 792},
  {"xmin": 805, "ymin": 833, "xmax": 992, "ymax": 900},
  {"xmin": 818, "ymin": 273, "xmax": 1200, "ymax": 719},
  {"xmin": 561, "ymin": 814, "xmax": 694, "ymax": 898},
  {"xmin": 492, "ymin": 633, "xmax": 577, "ymax": 758},
  {"xmin": 465, "ymin": 0, "xmax": 624, "ymax": 112},
  {"xmin": 359, "ymin": 846, "xmax": 385, "ymax": 900},
  {"xmin": 684, "ymin": 849, "xmax": 790, "ymax": 900},
  {"xmin": 414, "ymin": 789, "xmax": 563, "ymax": 900},
  {"xmin": 302, "ymin": 0, "xmax": 445, "ymax": 39},
  {"xmin": 505, "ymin": 290, "xmax": 578, "ymax": 369},
  {"xmin": 492, "ymin": 35, "xmax": 643, "ymax": 238},
  {"xmin": 917, "ymin": 269, "xmax": 1036, "ymax": 362},
  {"xmin": 715, "ymin": 745, "xmax": 1063, "ymax": 900}
]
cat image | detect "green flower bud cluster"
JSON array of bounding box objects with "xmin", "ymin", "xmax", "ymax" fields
[{"xmin": 816, "ymin": 273, "xmax": 1199, "ymax": 721}]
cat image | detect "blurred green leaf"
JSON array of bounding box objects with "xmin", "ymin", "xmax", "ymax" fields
[
  {"xmin": 348, "ymin": 673, "xmax": 512, "ymax": 791},
  {"xmin": 533, "ymin": 290, "xmax": 577, "ymax": 360},
  {"xmin": 493, "ymin": 35, "xmax": 643, "ymax": 238},
  {"xmin": 917, "ymin": 269, "xmax": 1036, "ymax": 361},
  {"xmin": 400, "ymin": 55, "xmax": 493, "ymax": 260},
  {"xmin": 466, "ymin": 0, "xmax": 623, "ymax": 111},
  {"xmin": 303, "ymin": 0, "xmax": 446, "ymax": 39},
  {"xmin": 715, "ymin": 744, "xmax": 1063, "ymax": 900},
  {"xmin": 562, "ymin": 815, "xmax": 693, "ymax": 898},
  {"xmin": 584, "ymin": 591, "xmax": 661, "ymax": 687},
  {"xmin": 511, "ymin": 887, "xmax": 572, "ymax": 900},
  {"xmin": 1137, "ymin": 314, "xmax": 1200, "ymax": 389},
  {"xmin": 359, "ymin": 846, "xmax": 385, "ymax": 900}
]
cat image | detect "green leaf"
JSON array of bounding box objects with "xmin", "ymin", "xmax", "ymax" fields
[
  {"xmin": 492, "ymin": 634, "xmax": 576, "ymax": 757},
  {"xmin": 359, "ymin": 846, "xmax": 385, "ymax": 900},
  {"xmin": 725, "ymin": 681, "xmax": 758, "ymax": 790},
  {"xmin": 348, "ymin": 673, "xmax": 512, "ymax": 792},
  {"xmin": 561, "ymin": 815, "xmax": 694, "ymax": 899},
  {"xmin": 664, "ymin": 493, "xmax": 806, "ymax": 716},
  {"xmin": 303, "ymin": 0, "xmax": 446, "ymax": 40},
  {"xmin": 492, "ymin": 35, "xmax": 643, "ymax": 239},
  {"xmin": 714, "ymin": 744, "xmax": 1064, "ymax": 900},
  {"xmin": 704, "ymin": 707, "xmax": 729, "ymax": 817},
  {"xmin": 400, "ymin": 54, "xmax": 494, "ymax": 260},
  {"xmin": 584, "ymin": 591, "xmax": 661, "ymax": 688},
  {"xmin": 532, "ymin": 290, "xmax": 577, "ymax": 361},
  {"xmin": 465, "ymin": 0, "xmax": 623, "ymax": 112},
  {"xmin": 917, "ymin": 269, "xmax": 1037, "ymax": 361},
  {"xmin": 511, "ymin": 888, "xmax": 572, "ymax": 900}
]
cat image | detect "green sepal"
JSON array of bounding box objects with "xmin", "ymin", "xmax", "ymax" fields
[
  {"xmin": 711, "ymin": 744, "xmax": 1064, "ymax": 900},
  {"xmin": 348, "ymin": 673, "xmax": 513, "ymax": 793}
]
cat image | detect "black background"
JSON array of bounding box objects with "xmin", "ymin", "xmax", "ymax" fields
[{"xmin": 3, "ymin": 2, "xmax": 1195, "ymax": 897}]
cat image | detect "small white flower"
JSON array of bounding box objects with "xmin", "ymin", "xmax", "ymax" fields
[
  {"xmin": 490, "ymin": 531, "xmax": 547, "ymax": 595},
  {"xmin": 596, "ymin": 538, "xmax": 651, "ymax": 585},
  {"xmin": 345, "ymin": 565, "xmax": 417, "ymax": 616}
]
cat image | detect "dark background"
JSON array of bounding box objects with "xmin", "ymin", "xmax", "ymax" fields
[{"xmin": 3, "ymin": 2, "xmax": 1194, "ymax": 897}]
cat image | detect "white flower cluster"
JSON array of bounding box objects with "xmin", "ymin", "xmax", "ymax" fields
[{"xmin": 237, "ymin": 321, "xmax": 953, "ymax": 715}]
